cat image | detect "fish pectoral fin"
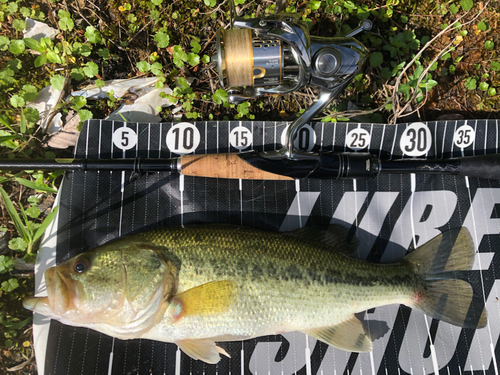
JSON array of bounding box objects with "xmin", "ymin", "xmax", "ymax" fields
[
  {"xmin": 177, "ymin": 339, "xmax": 228, "ymax": 363},
  {"xmin": 172, "ymin": 280, "xmax": 238, "ymax": 318},
  {"xmin": 302, "ymin": 315, "xmax": 372, "ymax": 353}
]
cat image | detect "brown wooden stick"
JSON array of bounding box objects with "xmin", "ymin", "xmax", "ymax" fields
[{"xmin": 180, "ymin": 153, "xmax": 293, "ymax": 180}]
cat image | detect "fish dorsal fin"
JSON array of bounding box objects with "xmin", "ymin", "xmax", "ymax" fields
[
  {"xmin": 290, "ymin": 224, "xmax": 358, "ymax": 255},
  {"xmin": 177, "ymin": 339, "xmax": 230, "ymax": 364},
  {"xmin": 302, "ymin": 315, "xmax": 372, "ymax": 352},
  {"xmin": 172, "ymin": 280, "xmax": 238, "ymax": 318}
]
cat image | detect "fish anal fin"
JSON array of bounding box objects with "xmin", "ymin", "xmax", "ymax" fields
[
  {"xmin": 303, "ymin": 315, "xmax": 372, "ymax": 353},
  {"xmin": 172, "ymin": 280, "xmax": 238, "ymax": 318},
  {"xmin": 177, "ymin": 339, "xmax": 227, "ymax": 364}
]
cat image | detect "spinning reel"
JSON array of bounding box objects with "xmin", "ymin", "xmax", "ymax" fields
[{"xmin": 212, "ymin": 13, "xmax": 372, "ymax": 160}]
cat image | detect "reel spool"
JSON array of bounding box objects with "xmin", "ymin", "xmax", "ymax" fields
[{"xmin": 215, "ymin": 28, "xmax": 298, "ymax": 89}]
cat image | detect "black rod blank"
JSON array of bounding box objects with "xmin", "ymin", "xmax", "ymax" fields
[{"xmin": 0, "ymin": 152, "xmax": 499, "ymax": 180}]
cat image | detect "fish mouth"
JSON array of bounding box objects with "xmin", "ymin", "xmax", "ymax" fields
[
  {"xmin": 24, "ymin": 267, "xmax": 73, "ymax": 315},
  {"xmin": 23, "ymin": 296, "xmax": 50, "ymax": 314}
]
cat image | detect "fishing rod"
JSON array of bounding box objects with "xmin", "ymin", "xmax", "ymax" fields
[
  {"xmin": 0, "ymin": 151, "xmax": 499, "ymax": 180},
  {"xmin": 3, "ymin": 14, "xmax": 498, "ymax": 181}
]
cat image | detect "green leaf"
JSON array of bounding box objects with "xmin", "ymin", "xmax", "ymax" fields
[
  {"xmin": 32, "ymin": 206, "xmax": 58, "ymax": 244},
  {"xmin": 0, "ymin": 36, "xmax": 10, "ymax": 51},
  {"xmin": 137, "ymin": 60, "xmax": 151, "ymax": 73},
  {"xmin": 449, "ymin": 4, "xmax": 459, "ymax": 14},
  {"xmin": 46, "ymin": 50, "xmax": 62, "ymax": 64},
  {"xmin": 15, "ymin": 177, "xmax": 58, "ymax": 193},
  {"xmin": 369, "ymin": 52, "xmax": 383, "ymax": 68},
  {"xmin": 173, "ymin": 45, "xmax": 188, "ymax": 67},
  {"xmin": 477, "ymin": 21, "xmax": 488, "ymax": 31},
  {"xmin": 78, "ymin": 109, "xmax": 93, "ymax": 123},
  {"xmin": 187, "ymin": 52, "xmax": 200, "ymax": 66},
  {"xmin": 1, "ymin": 278, "xmax": 19, "ymax": 292},
  {"xmin": 70, "ymin": 67, "xmax": 85, "ymax": 81},
  {"xmin": 190, "ymin": 38, "xmax": 201, "ymax": 54},
  {"xmin": 0, "ymin": 68, "xmax": 15, "ymax": 87},
  {"xmin": 7, "ymin": 58, "xmax": 22, "ymax": 73},
  {"xmin": 26, "ymin": 206, "xmax": 40, "ymax": 219},
  {"xmin": 40, "ymin": 37, "xmax": 53, "ymax": 50},
  {"xmin": 34, "ymin": 53, "xmax": 48, "ymax": 68},
  {"xmin": 22, "ymin": 84, "xmax": 38, "ymax": 102},
  {"xmin": 85, "ymin": 26, "xmax": 102, "ymax": 44},
  {"xmin": 58, "ymin": 9, "xmax": 71, "ymax": 18},
  {"xmin": 488, "ymin": 87, "xmax": 497, "ymax": 96},
  {"xmin": 0, "ymin": 187, "xmax": 30, "ymax": 243},
  {"xmin": 151, "ymin": 62, "xmax": 163, "ymax": 75},
  {"xmin": 98, "ymin": 48, "xmax": 110, "ymax": 59},
  {"xmin": 491, "ymin": 61, "xmax": 500, "ymax": 71},
  {"xmin": 460, "ymin": 0, "xmax": 473, "ymax": 11},
  {"xmin": 398, "ymin": 83, "xmax": 411, "ymax": 98},
  {"xmin": 464, "ymin": 77, "xmax": 477, "ymax": 90},
  {"xmin": 202, "ymin": 55, "xmax": 210, "ymax": 64},
  {"xmin": 20, "ymin": 109, "xmax": 27, "ymax": 134},
  {"xmin": 485, "ymin": 40, "xmax": 494, "ymax": 50},
  {"xmin": 24, "ymin": 107, "xmax": 39, "ymax": 123},
  {"xmin": 7, "ymin": 2, "xmax": 18, "ymax": 13},
  {"xmin": 441, "ymin": 52, "xmax": 451, "ymax": 61},
  {"xmin": 95, "ymin": 79, "xmax": 105, "ymax": 88},
  {"xmin": 479, "ymin": 82, "xmax": 489, "ymax": 91},
  {"xmin": 0, "ymin": 135, "xmax": 17, "ymax": 144},
  {"xmin": 0, "ymin": 315, "xmax": 31, "ymax": 330},
  {"xmin": 419, "ymin": 79, "xmax": 438, "ymax": 90},
  {"xmin": 310, "ymin": 0, "xmax": 322, "ymax": 10},
  {"xmin": 20, "ymin": 6, "xmax": 32, "ymax": 17},
  {"xmin": 177, "ymin": 76, "xmax": 190, "ymax": 90},
  {"xmin": 154, "ymin": 32, "xmax": 170, "ymax": 48},
  {"xmin": 9, "ymin": 39, "xmax": 25, "ymax": 55},
  {"xmin": 212, "ymin": 88, "xmax": 228, "ymax": 105},
  {"xmin": 59, "ymin": 17, "xmax": 74, "ymax": 31},
  {"xmin": 9, "ymin": 237, "xmax": 28, "ymax": 251},
  {"xmin": 13, "ymin": 19, "xmax": 26, "ymax": 31},
  {"xmin": 10, "ymin": 95, "xmax": 25, "ymax": 108},
  {"xmin": 83, "ymin": 61, "xmax": 99, "ymax": 78},
  {"xmin": 0, "ymin": 255, "xmax": 14, "ymax": 274},
  {"xmin": 73, "ymin": 42, "xmax": 92, "ymax": 57},
  {"xmin": 237, "ymin": 101, "xmax": 251, "ymax": 117},
  {"xmin": 50, "ymin": 74, "xmax": 65, "ymax": 91}
]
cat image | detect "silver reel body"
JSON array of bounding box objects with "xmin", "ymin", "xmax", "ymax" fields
[{"xmin": 212, "ymin": 13, "xmax": 372, "ymax": 160}]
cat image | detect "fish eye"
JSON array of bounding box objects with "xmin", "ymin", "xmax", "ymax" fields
[{"xmin": 73, "ymin": 257, "xmax": 90, "ymax": 274}]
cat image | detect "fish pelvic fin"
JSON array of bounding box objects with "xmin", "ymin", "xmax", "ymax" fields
[
  {"xmin": 302, "ymin": 315, "xmax": 372, "ymax": 353},
  {"xmin": 405, "ymin": 227, "xmax": 487, "ymax": 329},
  {"xmin": 177, "ymin": 339, "xmax": 229, "ymax": 364}
]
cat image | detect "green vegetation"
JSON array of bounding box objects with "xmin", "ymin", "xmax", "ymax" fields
[{"xmin": 0, "ymin": 0, "xmax": 499, "ymax": 372}]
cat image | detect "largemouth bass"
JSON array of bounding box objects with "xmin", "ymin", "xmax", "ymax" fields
[{"xmin": 24, "ymin": 225, "xmax": 487, "ymax": 364}]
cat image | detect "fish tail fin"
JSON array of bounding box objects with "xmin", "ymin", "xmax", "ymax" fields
[{"xmin": 405, "ymin": 227, "xmax": 487, "ymax": 329}]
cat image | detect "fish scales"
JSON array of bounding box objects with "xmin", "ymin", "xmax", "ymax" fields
[
  {"xmin": 134, "ymin": 225, "xmax": 416, "ymax": 342},
  {"xmin": 24, "ymin": 225, "xmax": 487, "ymax": 363}
]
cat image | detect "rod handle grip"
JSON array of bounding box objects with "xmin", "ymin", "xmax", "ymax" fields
[{"xmin": 180, "ymin": 154, "xmax": 293, "ymax": 180}]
